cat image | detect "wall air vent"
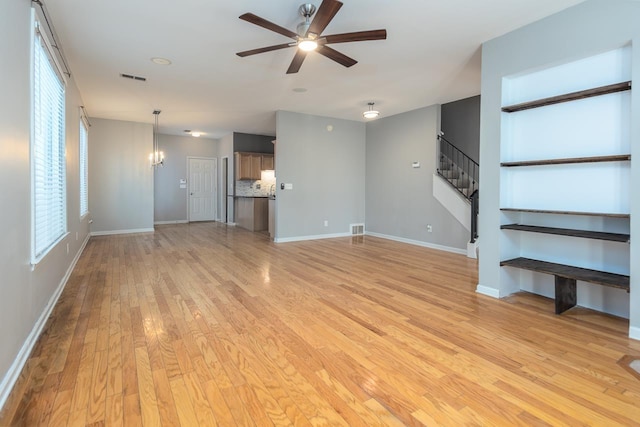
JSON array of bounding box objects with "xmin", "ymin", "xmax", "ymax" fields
[
  {"xmin": 350, "ymin": 223, "xmax": 364, "ymax": 236},
  {"xmin": 120, "ymin": 73, "xmax": 147, "ymax": 82}
]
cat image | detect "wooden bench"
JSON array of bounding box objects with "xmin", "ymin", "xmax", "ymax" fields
[{"xmin": 500, "ymin": 257, "xmax": 630, "ymax": 314}]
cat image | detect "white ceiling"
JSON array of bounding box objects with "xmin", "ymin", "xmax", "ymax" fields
[{"xmin": 45, "ymin": 0, "xmax": 585, "ymax": 139}]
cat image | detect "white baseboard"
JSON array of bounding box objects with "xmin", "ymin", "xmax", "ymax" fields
[
  {"xmin": 275, "ymin": 232, "xmax": 351, "ymax": 243},
  {"xmin": 0, "ymin": 233, "xmax": 90, "ymax": 411},
  {"xmin": 90, "ymin": 227, "xmax": 154, "ymax": 236},
  {"xmin": 154, "ymin": 220, "xmax": 188, "ymax": 225},
  {"xmin": 629, "ymin": 326, "xmax": 640, "ymax": 341},
  {"xmin": 227, "ymin": 222, "xmax": 236, "ymax": 226},
  {"xmin": 476, "ymin": 284, "xmax": 500, "ymax": 299},
  {"xmin": 365, "ymin": 231, "xmax": 467, "ymax": 256}
]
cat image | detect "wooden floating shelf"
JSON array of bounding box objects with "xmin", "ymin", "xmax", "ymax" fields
[
  {"xmin": 500, "ymin": 208, "xmax": 630, "ymax": 218},
  {"xmin": 502, "ymin": 81, "xmax": 631, "ymax": 113},
  {"xmin": 500, "ymin": 154, "xmax": 631, "ymax": 167},
  {"xmin": 501, "ymin": 224, "xmax": 630, "ymax": 243},
  {"xmin": 500, "ymin": 257, "xmax": 630, "ymax": 291}
]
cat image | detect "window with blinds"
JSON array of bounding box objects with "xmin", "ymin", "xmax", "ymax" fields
[
  {"xmin": 79, "ymin": 118, "xmax": 88, "ymax": 217},
  {"xmin": 32, "ymin": 20, "xmax": 67, "ymax": 263}
]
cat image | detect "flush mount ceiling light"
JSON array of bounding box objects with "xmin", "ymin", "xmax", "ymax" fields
[
  {"xmin": 184, "ymin": 129, "xmax": 202, "ymax": 137},
  {"xmin": 363, "ymin": 102, "xmax": 379, "ymax": 119},
  {"xmin": 151, "ymin": 57, "xmax": 172, "ymax": 65}
]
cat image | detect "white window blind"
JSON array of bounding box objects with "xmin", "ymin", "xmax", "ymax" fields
[
  {"xmin": 79, "ymin": 117, "xmax": 88, "ymax": 217},
  {"xmin": 32, "ymin": 21, "xmax": 67, "ymax": 263}
]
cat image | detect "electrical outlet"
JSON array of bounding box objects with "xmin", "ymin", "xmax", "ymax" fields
[
  {"xmin": 427, "ymin": 224, "xmax": 433, "ymax": 233},
  {"xmin": 324, "ymin": 220, "xmax": 329, "ymax": 227},
  {"xmin": 256, "ymin": 184, "xmax": 261, "ymax": 189}
]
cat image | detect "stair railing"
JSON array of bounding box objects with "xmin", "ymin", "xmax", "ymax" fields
[
  {"xmin": 436, "ymin": 134, "xmax": 479, "ymax": 199},
  {"xmin": 470, "ymin": 189, "xmax": 479, "ymax": 243}
]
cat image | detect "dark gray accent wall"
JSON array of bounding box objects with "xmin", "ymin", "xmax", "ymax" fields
[
  {"xmin": 441, "ymin": 95, "xmax": 480, "ymax": 164},
  {"xmin": 233, "ymin": 132, "xmax": 274, "ymax": 153}
]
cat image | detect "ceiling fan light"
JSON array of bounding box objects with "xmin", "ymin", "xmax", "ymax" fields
[{"xmin": 298, "ymin": 39, "xmax": 318, "ymax": 51}]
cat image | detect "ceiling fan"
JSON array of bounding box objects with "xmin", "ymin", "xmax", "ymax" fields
[{"xmin": 236, "ymin": 0, "xmax": 387, "ymax": 74}]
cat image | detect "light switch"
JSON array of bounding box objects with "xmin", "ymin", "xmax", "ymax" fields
[
  {"xmin": 284, "ymin": 183, "xmax": 293, "ymax": 190},
  {"xmin": 412, "ymin": 162, "xmax": 420, "ymax": 168}
]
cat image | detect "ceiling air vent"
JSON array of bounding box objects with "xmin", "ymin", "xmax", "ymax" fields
[{"xmin": 120, "ymin": 73, "xmax": 147, "ymax": 82}]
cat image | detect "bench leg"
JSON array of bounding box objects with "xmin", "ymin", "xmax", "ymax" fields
[{"xmin": 555, "ymin": 276, "xmax": 577, "ymax": 314}]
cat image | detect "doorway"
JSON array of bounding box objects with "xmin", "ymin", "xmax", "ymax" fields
[{"xmin": 187, "ymin": 157, "xmax": 217, "ymax": 222}]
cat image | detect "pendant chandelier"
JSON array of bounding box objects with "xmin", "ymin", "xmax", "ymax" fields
[{"xmin": 150, "ymin": 109, "xmax": 164, "ymax": 167}]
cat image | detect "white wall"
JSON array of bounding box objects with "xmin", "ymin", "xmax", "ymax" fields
[
  {"xmin": 478, "ymin": 0, "xmax": 640, "ymax": 336},
  {"xmin": 275, "ymin": 111, "xmax": 366, "ymax": 241},
  {"xmin": 0, "ymin": 0, "xmax": 91, "ymax": 407},
  {"xmin": 365, "ymin": 105, "xmax": 469, "ymax": 252},
  {"xmin": 89, "ymin": 118, "xmax": 154, "ymax": 234},
  {"xmin": 154, "ymin": 134, "xmax": 218, "ymax": 223}
]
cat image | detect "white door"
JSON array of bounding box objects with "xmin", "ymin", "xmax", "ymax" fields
[{"xmin": 188, "ymin": 157, "xmax": 216, "ymax": 222}]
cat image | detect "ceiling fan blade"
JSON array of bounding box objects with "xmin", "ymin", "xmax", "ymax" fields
[
  {"xmin": 239, "ymin": 13, "xmax": 298, "ymax": 39},
  {"xmin": 323, "ymin": 29, "xmax": 387, "ymax": 44},
  {"xmin": 236, "ymin": 43, "xmax": 294, "ymax": 57},
  {"xmin": 316, "ymin": 46, "xmax": 357, "ymax": 68},
  {"xmin": 307, "ymin": 0, "xmax": 343, "ymax": 36},
  {"xmin": 286, "ymin": 50, "xmax": 308, "ymax": 74}
]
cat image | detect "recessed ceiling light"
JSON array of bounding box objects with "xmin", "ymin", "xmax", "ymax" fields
[
  {"xmin": 293, "ymin": 87, "xmax": 307, "ymax": 93},
  {"xmin": 151, "ymin": 57, "xmax": 172, "ymax": 65},
  {"xmin": 191, "ymin": 132, "xmax": 201, "ymax": 138}
]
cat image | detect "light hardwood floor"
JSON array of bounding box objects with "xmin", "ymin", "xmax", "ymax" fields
[{"xmin": 1, "ymin": 222, "xmax": 639, "ymax": 426}]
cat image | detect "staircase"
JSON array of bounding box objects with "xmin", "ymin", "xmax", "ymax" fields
[
  {"xmin": 437, "ymin": 134, "xmax": 478, "ymax": 199},
  {"xmin": 436, "ymin": 134, "xmax": 479, "ymax": 256}
]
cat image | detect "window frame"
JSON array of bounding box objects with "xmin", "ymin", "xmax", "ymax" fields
[{"xmin": 31, "ymin": 13, "xmax": 68, "ymax": 265}]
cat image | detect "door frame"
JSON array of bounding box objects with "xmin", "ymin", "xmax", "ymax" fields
[
  {"xmin": 221, "ymin": 156, "xmax": 229, "ymax": 223},
  {"xmin": 186, "ymin": 156, "xmax": 217, "ymax": 222}
]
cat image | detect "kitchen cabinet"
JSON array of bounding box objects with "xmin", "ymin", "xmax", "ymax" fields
[
  {"xmin": 235, "ymin": 197, "xmax": 268, "ymax": 231},
  {"xmin": 261, "ymin": 154, "xmax": 274, "ymax": 170},
  {"xmin": 235, "ymin": 152, "xmax": 274, "ymax": 180}
]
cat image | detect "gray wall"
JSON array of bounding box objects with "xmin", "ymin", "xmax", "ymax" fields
[
  {"xmin": 479, "ymin": 0, "xmax": 640, "ymax": 336},
  {"xmin": 233, "ymin": 132, "xmax": 275, "ymax": 153},
  {"xmin": 0, "ymin": 0, "xmax": 91, "ymax": 406},
  {"xmin": 366, "ymin": 105, "xmax": 469, "ymax": 250},
  {"xmin": 275, "ymin": 111, "xmax": 366, "ymax": 240},
  {"xmin": 441, "ymin": 95, "xmax": 480, "ymax": 164},
  {"xmin": 154, "ymin": 134, "xmax": 218, "ymax": 223},
  {"xmin": 89, "ymin": 118, "xmax": 154, "ymax": 234}
]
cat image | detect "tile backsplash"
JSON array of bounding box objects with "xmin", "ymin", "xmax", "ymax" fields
[{"xmin": 235, "ymin": 177, "xmax": 276, "ymax": 197}]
